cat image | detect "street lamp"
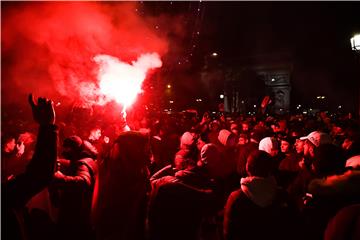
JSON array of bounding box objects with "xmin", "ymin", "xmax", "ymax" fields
[
  {"xmin": 351, "ymin": 34, "xmax": 360, "ymax": 118},
  {"xmin": 350, "ymin": 34, "xmax": 360, "ymax": 52}
]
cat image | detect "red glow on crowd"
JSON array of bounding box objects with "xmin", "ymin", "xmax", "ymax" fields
[{"xmin": 94, "ymin": 53, "xmax": 162, "ymax": 111}]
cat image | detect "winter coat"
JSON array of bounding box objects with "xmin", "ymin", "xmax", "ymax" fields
[
  {"xmin": 302, "ymin": 170, "xmax": 360, "ymax": 240},
  {"xmin": 308, "ymin": 169, "xmax": 360, "ymax": 198},
  {"xmin": 53, "ymin": 157, "xmax": 97, "ymax": 240},
  {"xmin": 224, "ymin": 176, "xmax": 297, "ymax": 240},
  {"xmin": 149, "ymin": 167, "xmax": 219, "ymax": 240},
  {"xmin": 92, "ymin": 131, "xmax": 150, "ymax": 240},
  {"xmin": 324, "ymin": 204, "xmax": 360, "ymax": 240}
]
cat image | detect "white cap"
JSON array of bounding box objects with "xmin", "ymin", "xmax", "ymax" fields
[{"xmin": 300, "ymin": 131, "xmax": 331, "ymax": 147}]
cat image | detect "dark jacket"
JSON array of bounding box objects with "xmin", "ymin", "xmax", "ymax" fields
[
  {"xmin": 149, "ymin": 167, "xmax": 219, "ymax": 240},
  {"xmin": 92, "ymin": 131, "xmax": 150, "ymax": 240},
  {"xmin": 224, "ymin": 184, "xmax": 297, "ymax": 240},
  {"xmin": 324, "ymin": 204, "xmax": 360, "ymax": 240},
  {"xmin": 302, "ymin": 171, "xmax": 360, "ymax": 240},
  {"xmin": 3, "ymin": 124, "xmax": 58, "ymax": 240},
  {"xmin": 53, "ymin": 157, "xmax": 97, "ymax": 240}
]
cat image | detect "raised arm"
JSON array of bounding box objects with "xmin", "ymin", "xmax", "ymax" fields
[{"xmin": 4, "ymin": 94, "xmax": 58, "ymax": 208}]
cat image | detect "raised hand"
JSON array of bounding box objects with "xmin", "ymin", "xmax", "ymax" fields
[
  {"xmin": 16, "ymin": 141, "xmax": 25, "ymax": 157},
  {"xmin": 201, "ymin": 112, "xmax": 211, "ymax": 124},
  {"xmin": 28, "ymin": 94, "xmax": 55, "ymax": 125}
]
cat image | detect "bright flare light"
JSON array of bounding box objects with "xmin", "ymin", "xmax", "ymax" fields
[
  {"xmin": 94, "ymin": 53, "xmax": 162, "ymax": 110},
  {"xmin": 350, "ymin": 34, "xmax": 360, "ymax": 51}
]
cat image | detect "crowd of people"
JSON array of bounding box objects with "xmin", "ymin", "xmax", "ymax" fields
[{"xmin": 2, "ymin": 94, "xmax": 360, "ymax": 240}]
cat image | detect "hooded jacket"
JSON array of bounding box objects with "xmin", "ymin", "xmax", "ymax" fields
[
  {"xmin": 224, "ymin": 176, "xmax": 295, "ymax": 240},
  {"xmin": 149, "ymin": 166, "xmax": 219, "ymax": 240},
  {"xmin": 240, "ymin": 176, "xmax": 278, "ymax": 207},
  {"xmin": 91, "ymin": 131, "xmax": 150, "ymax": 240}
]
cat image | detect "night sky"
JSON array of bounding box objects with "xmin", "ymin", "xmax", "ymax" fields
[
  {"xmin": 143, "ymin": 2, "xmax": 360, "ymax": 112},
  {"xmin": 2, "ymin": 1, "xmax": 360, "ymax": 113}
]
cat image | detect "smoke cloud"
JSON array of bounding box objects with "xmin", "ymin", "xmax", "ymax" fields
[{"xmin": 1, "ymin": 2, "xmax": 171, "ymax": 106}]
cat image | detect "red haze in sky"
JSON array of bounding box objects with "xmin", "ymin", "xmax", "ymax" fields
[{"xmin": 1, "ymin": 2, "xmax": 170, "ymax": 106}]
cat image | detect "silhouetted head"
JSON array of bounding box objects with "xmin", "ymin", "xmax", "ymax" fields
[
  {"xmin": 62, "ymin": 135, "xmax": 98, "ymax": 161},
  {"xmin": 246, "ymin": 150, "xmax": 274, "ymax": 178},
  {"xmin": 107, "ymin": 131, "xmax": 151, "ymax": 176},
  {"xmin": 312, "ymin": 143, "xmax": 346, "ymax": 177}
]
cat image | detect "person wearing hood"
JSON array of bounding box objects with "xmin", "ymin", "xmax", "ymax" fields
[
  {"xmin": 217, "ymin": 129, "xmax": 238, "ymax": 176},
  {"xmin": 224, "ymin": 150, "xmax": 296, "ymax": 240},
  {"xmin": 258, "ymin": 136, "xmax": 280, "ymax": 158},
  {"xmin": 50, "ymin": 135, "xmax": 98, "ymax": 240},
  {"xmin": 208, "ymin": 120, "xmax": 221, "ymax": 145},
  {"xmin": 216, "ymin": 129, "xmax": 241, "ymax": 200},
  {"xmin": 148, "ymin": 143, "xmax": 219, "ymax": 240},
  {"xmin": 91, "ymin": 131, "xmax": 150, "ymax": 240}
]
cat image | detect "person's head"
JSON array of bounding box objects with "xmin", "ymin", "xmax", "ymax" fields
[
  {"xmin": 250, "ymin": 130, "xmax": 263, "ymax": 143},
  {"xmin": 280, "ymin": 139, "xmax": 290, "ymax": 153},
  {"xmin": 62, "ymin": 136, "xmax": 98, "ymax": 161},
  {"xmin": 312, "ymin": 144, "xmax": 345, "ymax": 177},
  {"xmin": 279, "ymin": 136, "xmax": 294, "ymax": 153},
  {"xmin": 209, "ymin": 120, "xmax": 220, "ymax": 132},
  {"xmin": 246, "ymin": 150, "xmax": 274, "ymax": 177},
  {"xmin": 218, "ymin": 129, "xmax": 238, "ymax": 148},
  {"xmin": 258, "ymin": 137, "xmax": 279, "ymax": 157},
  {"xmin": 180, "ymin": 131, "xmax": 196, "ymax": 150},
  {"xmin": 271, "ymin": 122, "xmax": 281, "ymax": 133},
  {"xmin": 300, "ymin": 131, "xmax": 332, "ymax": 158},
  {"xmin": 294, "ymin": 139, "xmax": 305, "ymax": 154},
  {"xmin": 238, "ymin": 134, "xmax": 248, "ymax": 145},
  {"xmin": 230, "ymin": 123, "xmax": 239, "ymax": 136},
  {"xmin": 278, "ymin": 119, "xmax": 288, "ymax": 133},
  {"xmin": 198, "ymin": 143, "xmax": 221, "ymax": 177},
  {"xmin": 108, "ymin": 131, "xmax": 151, "ymax": 172},
  {"xmin": 3, "ymin": 136, "xmax": 16, "ymax": 153},
  {"xmin": 331, "ymin": 121, "xmax": 345, "ymax": 135},
  {"xmin": 174, "ymin": 146, "xmax": 199, "ymax": 170},
  {"xmin": 241, "ymin": 122, "xmax": 249, "ymax": 132}
]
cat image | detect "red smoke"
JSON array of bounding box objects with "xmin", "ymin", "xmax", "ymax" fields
[{"xmin": 1, "ymin": 2, "xmax": 169, "ymax": 106}]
